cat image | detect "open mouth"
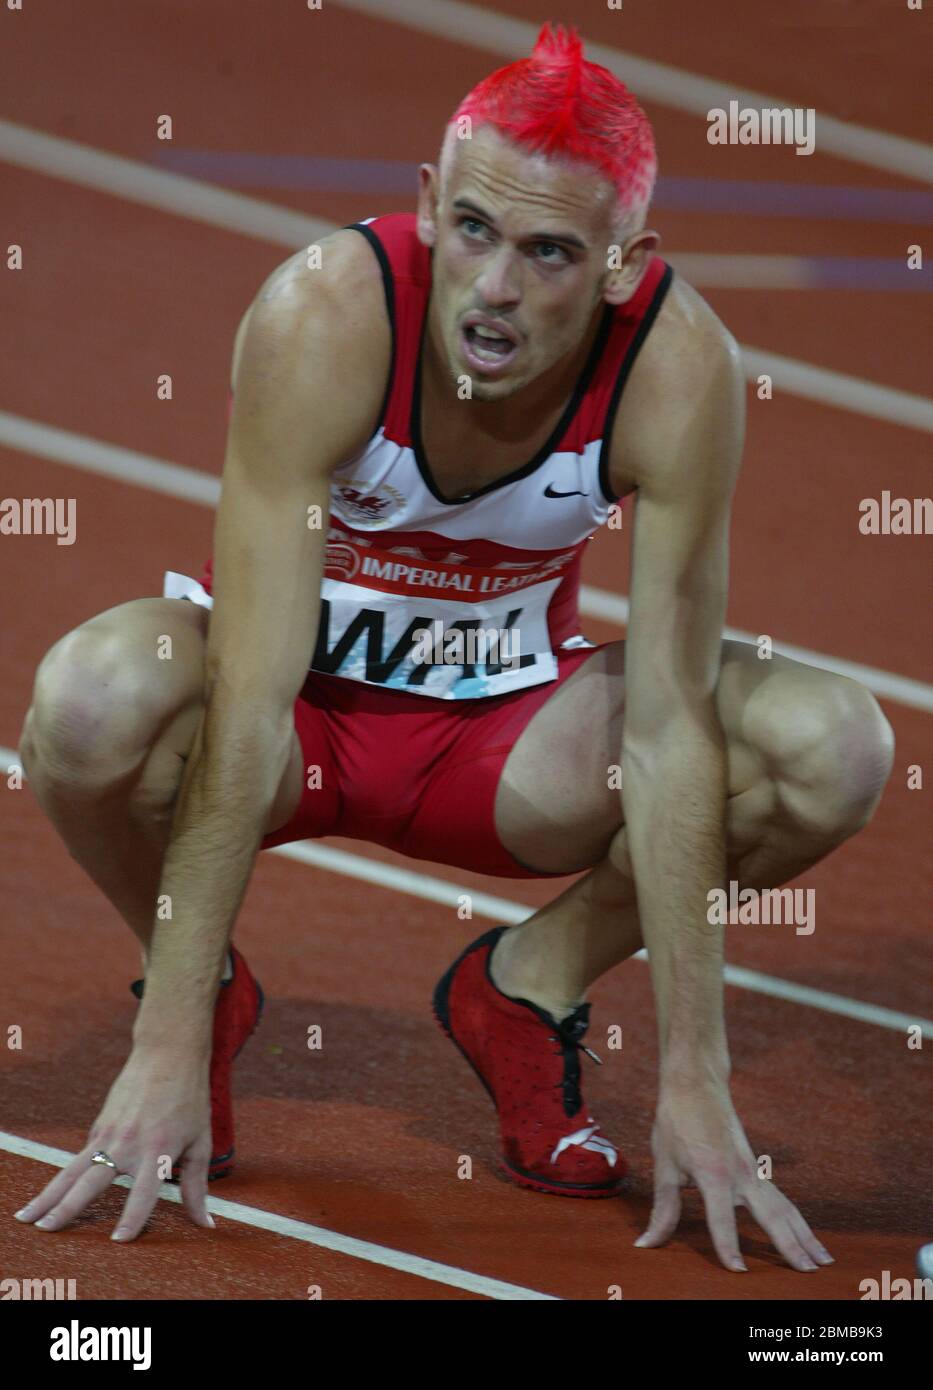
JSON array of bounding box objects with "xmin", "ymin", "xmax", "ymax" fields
[{"xmin": 461, "ymin": 324, "xmax": 519, "ymax": 374}]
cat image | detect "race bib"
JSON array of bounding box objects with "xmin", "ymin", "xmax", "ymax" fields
[
  {"xmin": 312, "ymin": 577, "xmax": 560, "ymax": 699},
  {"xmin": 313, "ymin": 539, "xmax": 575, "ymax": 698},
  {"xmin": 164, "ymin": 536, "xmax": 579, "ymax": 701}
]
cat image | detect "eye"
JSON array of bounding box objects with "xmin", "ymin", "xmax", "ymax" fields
[
  {"xmin": 459, "ymin": 217, "xmax": 489, "ymax": 239},
  {"xmin": 534, "ymin": 241, "xmax": 569, "ymax": 264}
]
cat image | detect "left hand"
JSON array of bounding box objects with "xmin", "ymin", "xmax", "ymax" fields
[{"xmin": 636, "ymin": 1073, "xmax": 834, "ymax": 1272}]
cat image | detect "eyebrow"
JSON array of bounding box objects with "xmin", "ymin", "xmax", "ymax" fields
[{"xmin": 451, "ymin": 197, "xmax": 589, "ymax": 251}]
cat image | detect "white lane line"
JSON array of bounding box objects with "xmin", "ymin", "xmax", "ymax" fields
[
  {"xmin": 2, "ymin": 120, "xmax": 932, "ymax": 423},
  {"xmin": 718, "ymin": 965, "xmax": 931, "ymax": 1036},
  {"xmin": 2, "ymin": 409, "xmax": 931, "ymax": 715},
  {"xmin": 274, "ymin": 840, "xmax": 932, "ymax": 1039},
  {"xmin": 1, "ymin": 745, "xmax": 929, "ymax": 1040},
  {"xmin": 741, "ymin": 347, "xmax": 933, "ymax": 434},
  {"xmin": 0, "ymin": 119, "xmax": 332, "ymax": 248},
  {"xmin": 330, "ymin": 0, "xmax": 933, "ymax": 186},
  {"xmin": 0, "ymin": 1133, "xmax": 556, "ymax": 1300},
  {"xmin": 578, "ymin": 587, "xmax": 933, "ymax": 714},
  {"xmin": 274, "ymin": 838, "xmax": 527, "ymax": 924},
  {"xmin": 0, "ymin": 411, "xmax": 221, "ymax": 507}
]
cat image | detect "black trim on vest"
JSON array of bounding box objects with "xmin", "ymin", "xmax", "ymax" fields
[
  {"xmin": 344, "ymin": 222, "xmax": 397, "ymax": 443},
  {"xmin": 597, "ymin": 262, "xmax": 675, "ymax": 505},
  {"xmin": 410, "ymin": 298, "xmax": 615, "ymax": 506}
]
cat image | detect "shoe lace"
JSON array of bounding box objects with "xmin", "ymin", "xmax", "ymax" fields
[{"xmin": 547, "ymin": 1004, "xmax": 602, "ymax": 1117}]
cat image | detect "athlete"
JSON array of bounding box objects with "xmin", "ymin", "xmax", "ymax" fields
[{"xmin": 16, "ymin": 25, "xmax": 893, "ymax": 1273}]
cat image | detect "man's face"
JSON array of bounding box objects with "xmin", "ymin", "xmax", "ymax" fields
[{"xmin": 419, "ymin": 127, "xmax": 620, "ymax": 402}]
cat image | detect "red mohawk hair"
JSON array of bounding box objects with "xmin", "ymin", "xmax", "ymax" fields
[{"xmin": 444, "ymin": 21, "xmax": 657, "ymax": 230}]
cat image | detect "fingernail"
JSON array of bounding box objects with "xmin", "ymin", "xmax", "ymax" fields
[
  {"xmin": 14, "ymin": 1207, "xmax": 34, "ymax": 1221},
  {"xmin": 111, "ymin": 1227, "xmax": 131, "ymax": 1242},
  {"xmin": 35, "ymin": 1216, "xmax": 55, "ymax": 1230},
  {"xmin": 633, "ymin": 1235, "xmax": 649, "ymax": 1247},
  {"xmin": 817, "ymin": 1248, "xmax": 834, "ymax": 1264},
  {"xmin": 802, "ymin": 1260, "xmax": 819, "ymax": 1271},
  {"xmin": 206, "ymin": 1214, "xmax": 216, "ymax": 1229},
  {"xmin": 732, "ymin": 1260, "xmax": 747, "ymax": 1272}
]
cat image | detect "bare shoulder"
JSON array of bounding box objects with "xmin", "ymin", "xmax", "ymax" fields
[
  {"xmin": 609, "ymin": 275, "xmax": 744, "ymax": 497},
  {"xmin": 231, "ymin": 227, "xmax": 390, "ymax": 392}
]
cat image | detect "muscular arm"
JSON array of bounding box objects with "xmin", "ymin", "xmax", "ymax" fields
[
  {"xmin": 610, "ymin": 284, "xmax": 831, "ymax": 1274},
  {"xmin": 134, "ymin": 236, "xmax": 388, "ymax": 1055},
  {"xmin": 610, "ymin": 283, "xmax": 744, "ymax": 1077}
]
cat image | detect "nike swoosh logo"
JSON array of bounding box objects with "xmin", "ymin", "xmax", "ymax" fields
[{"xmin": 544, "ymin": 484, "xmax": 589, "ymax": 498}]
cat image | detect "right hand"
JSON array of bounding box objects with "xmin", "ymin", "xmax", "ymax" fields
[{"xmin": 15, "ymin": 1045, "xmax": 214, "ymax": 1242}]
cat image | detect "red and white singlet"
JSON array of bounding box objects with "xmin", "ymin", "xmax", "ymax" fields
[{"xmin": 166, "ymin": 213, "xmax": 672, "ymax": 700}]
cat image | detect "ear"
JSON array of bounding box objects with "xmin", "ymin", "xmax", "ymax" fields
[
  {"xmin": 416, "ymin": 164, "xmax": 440, "ymax": 248},
  {"xmin": 602, "ymin": 228, "xmax": 661, "ymax": 307}
]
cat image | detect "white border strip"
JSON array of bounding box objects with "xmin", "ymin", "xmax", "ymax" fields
[
  {"xmin": 330, "ymin": 0, "xmax": 933, "ymax": 185},
  {"xmin": 2, "ymin": 746, "xmax": 929, "ymax": 1039},
  {"xmin": 0, "ymin": 1132, "xmax": 557, "ymax": 1300},
  {"xmin": 2, "ymin": 409, "xmax": 931, "ymax": 714}
]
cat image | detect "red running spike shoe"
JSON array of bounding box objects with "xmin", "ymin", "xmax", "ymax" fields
[
  {"xmin": 433, "ymin": 925, "xmax": 624, "ymax": 1197},
  {"xmin": 130, "ymin": 945, "xmax": 264, "ymax": 1180}
]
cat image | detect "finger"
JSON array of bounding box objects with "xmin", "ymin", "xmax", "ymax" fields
[
  {"xmin": 635, "ymin": 1173, "xmax": 683, "ymax": 1248},
  {"xmin": 179, "ymin": 1140, "xmax": 214, "ymax": 1231},
  {"xmin": 697, "ymin": 1179, "xmax": 746, "ymax": 1272},
  {"xmin": 744, "ymin": 1184, "xmax": 823, "ymax": 1272},
  {"xmin": 782, "ymin": 1198, "xmax": 834, "ymax": 1266},
  {"xmin": 14, "ymin": 1146, "xmax": 101, "ymax": 1224},
  {"xmin": 33, "ymin": 1162, "xmax": 119, "ymax": 1233},
  {"xmin": 111, "ymin": 1153, "xmax": 163, "ymax": 1243}
]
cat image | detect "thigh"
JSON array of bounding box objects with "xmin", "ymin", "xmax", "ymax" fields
[{"xmin": 495, "ymin": 636, "xmax": 842, "ymax": 874}]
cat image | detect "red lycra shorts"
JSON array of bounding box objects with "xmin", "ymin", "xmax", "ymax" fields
[{"xmin": 259, "ymin": 644, "xmax": 603, "ymax": 878}]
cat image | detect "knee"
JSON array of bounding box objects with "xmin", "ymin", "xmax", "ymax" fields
[
  {"xmin": 21, "ymin": 621, "xmax": 170, "ymax": 787},
  {"xmin": 752, "ymin": 674, "xmax": 895, "ymax": 843}
]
